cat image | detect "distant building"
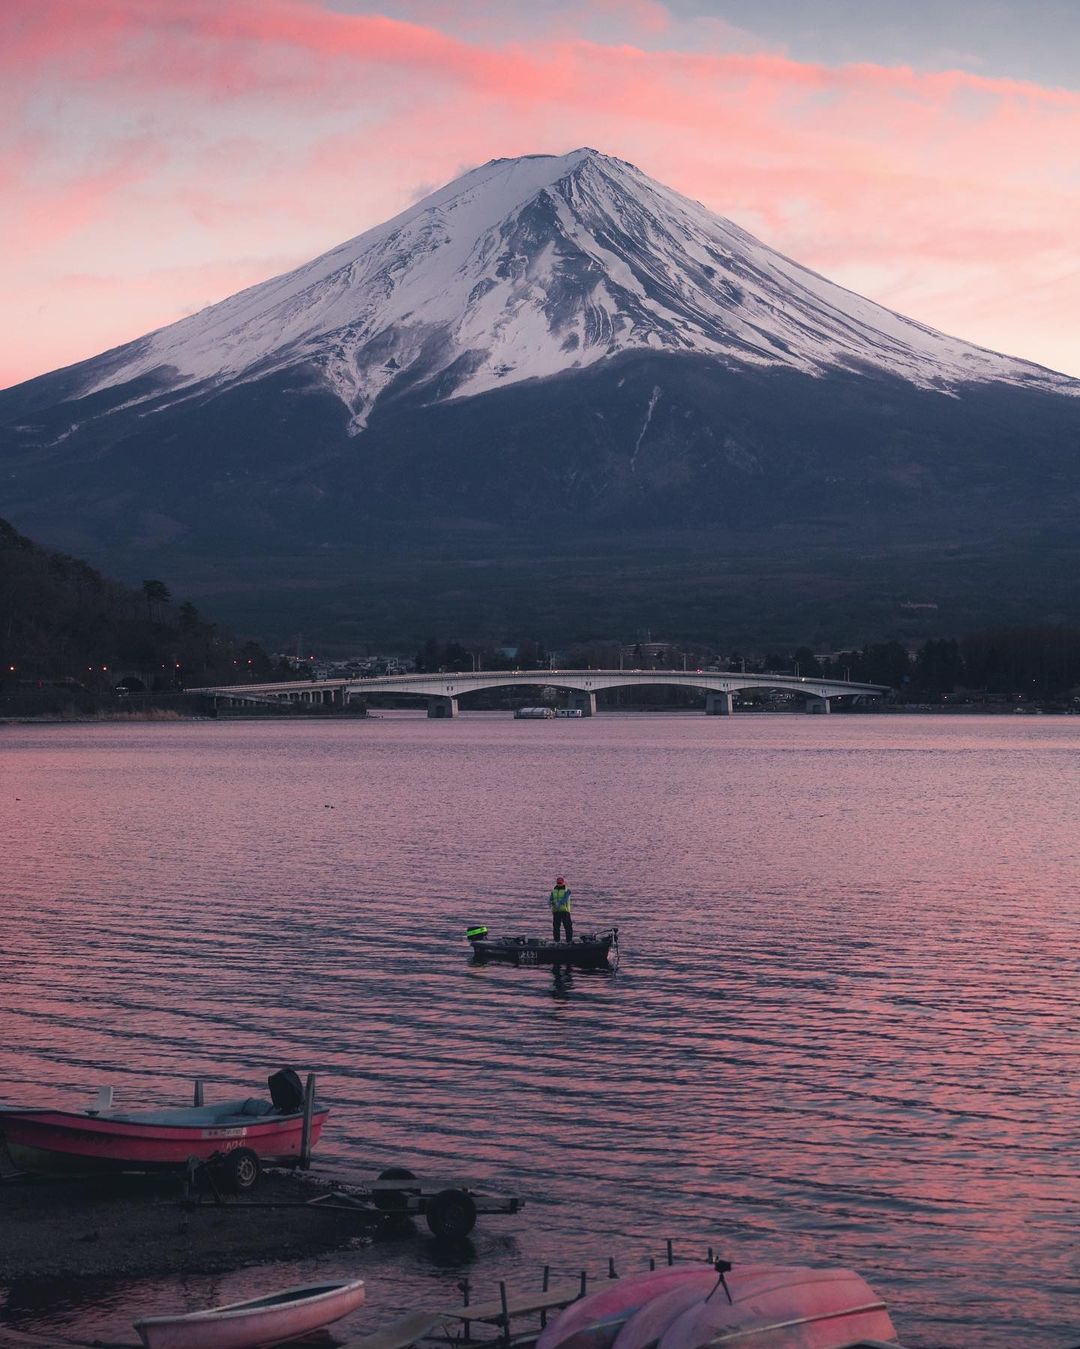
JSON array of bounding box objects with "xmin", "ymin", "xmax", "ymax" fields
[{"xmin": 620, "ymin": 641, "xmax": 678, "ymax": 669}]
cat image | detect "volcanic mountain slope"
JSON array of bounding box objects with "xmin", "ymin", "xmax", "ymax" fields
[
  {"xmin": 8, "ymin": 148, "xmax": 1076, "ymax": 427},
  {"xmin": 2, "ymin": 148, "xmax": 1079, "ymax": 645}
]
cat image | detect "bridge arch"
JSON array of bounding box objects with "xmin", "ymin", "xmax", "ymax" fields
[{"xmin": 192, "ymin": 668, "xmax": 890, "ymax": 717}]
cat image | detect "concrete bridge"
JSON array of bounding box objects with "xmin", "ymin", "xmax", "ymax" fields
[{"xmin": 190, "ymin": 669, "xmax": 890, "ymax": 717}]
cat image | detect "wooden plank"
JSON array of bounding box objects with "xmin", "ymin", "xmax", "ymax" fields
[
  {"xmin": 342, "ymin": 1310, "xmax": 455, "ymax": 1349},
  {"xmin": 436, "ymin": 1286, "xmax": 581, "ymax": 1323}
]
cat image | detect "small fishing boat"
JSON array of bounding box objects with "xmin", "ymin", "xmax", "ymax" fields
[
  {"xmin": 0, "ymin": 1069, "xmax": 326, "ymax": 1186},
  {"xmin": 466, "ymin": 926, "xmax": 619, "ymax": 969},
  {"xmin": 133, "ymin": 1276, "xmax": 365, "ymax": 1349}
]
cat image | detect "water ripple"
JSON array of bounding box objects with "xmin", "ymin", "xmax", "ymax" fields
[{"xmin": 0, "ymin": 714, "xmax": 1077, "ymax": 1347}]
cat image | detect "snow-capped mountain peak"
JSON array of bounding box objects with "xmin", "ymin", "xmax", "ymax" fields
[{"xmin": 81, "ymin": 147, "xmax": 1076, "ymax": 430}]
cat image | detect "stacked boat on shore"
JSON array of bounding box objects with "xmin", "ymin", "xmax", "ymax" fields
[
  {"xmin": 533, "ymin": 1260, "xmax": 900, "ymax": 1349},
  {"xmin": 340, "ymin": 1257, "xmax": 901, "ymax": 1349}
]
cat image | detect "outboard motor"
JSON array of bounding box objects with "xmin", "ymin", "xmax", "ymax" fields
[
  {"xmin": 268, "ymin": 1066, "xmax": 305, "ymax": 1114},
  {"xmin": 465, "ymin": 926, "xmax": 489, "ymax": 944}
]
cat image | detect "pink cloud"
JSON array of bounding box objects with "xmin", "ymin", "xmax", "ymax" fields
[{"xmin": 1, "ymin": 0, "xmax": 1079, "ymax": 388}]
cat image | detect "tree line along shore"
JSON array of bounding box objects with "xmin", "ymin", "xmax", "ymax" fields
[{"xmin": 3, "ymin": 517, "xmax": 1080, "ymax": 718}]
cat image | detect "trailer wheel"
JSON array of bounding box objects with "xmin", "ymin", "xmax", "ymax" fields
[
  {"xmin": 374, "ymin": 1166, "xmax": 417, "ymax": 1211},
  {"xmin": 223, "ymin": 1148, "xmax": 260, "ymax": 1192},
  {"xmin": 426, "ymin": 1187, "xmax": 477, "ymax": 1239}
]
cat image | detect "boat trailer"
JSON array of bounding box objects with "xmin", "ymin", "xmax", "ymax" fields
[
  {"xmin": 182, "ymin": 1164, "xmax": 522, "ymax": 1241},
  {"xmin": 305, "ymin": 1168, "xmax": 523, "ymax": 1239}
]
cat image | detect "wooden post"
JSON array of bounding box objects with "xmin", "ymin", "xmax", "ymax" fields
[
  {"xmin": 579, "ymin": 1271, "xmax": 587, "ymax": 1297},
  {"xmin": 299, "ymin": 1072, "xmax": 316, "ymax": 1169},
  {"xmin": 667, "ymin": 1239, "xmax": 674, "ymax": 1266},
  {"xmin": 499, "ymin": 1282, "xmax": 510, "ymax": 1345},
  {"xmin": 193, "ymin": 1079, "xmax": 204, "ymax": 1106},
  {"xmin": 649, "ymin": 1258, "xmax": 656, "ymax": 1271},
  {"xmin": 707, "ymin": 1246, "xmax": 713, "ymax": 1264},
  {"xmin": 459, "ymin": 1278, "xmax": 471, "ymax": 1339},
  {"xmin": 541, "ymin": 1266, "xmax": 550, "ymax": 1326},
  {"xmin": 608, "ymin": 1256, "xmax": 617, "ymax": 1279}
]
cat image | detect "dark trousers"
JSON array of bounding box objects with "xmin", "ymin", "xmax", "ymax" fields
[{"xmin": 552, "ymin": 911, "xmax": 573, "ymax": 942}]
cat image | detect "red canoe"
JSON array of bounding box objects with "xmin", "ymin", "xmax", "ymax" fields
[{"xmin": 0, "ymin": 1074, "xmax": 327, "ymax": 1178}]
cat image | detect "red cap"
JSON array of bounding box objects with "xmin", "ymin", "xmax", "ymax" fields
[{"xmin": 556, "ymin": 876, "xmax": 565, "ymax": 885}]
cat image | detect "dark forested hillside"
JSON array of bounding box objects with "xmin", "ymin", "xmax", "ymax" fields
[{"xmin": 0, "ymin": 517, "xmax": 278, "ymax": 695}]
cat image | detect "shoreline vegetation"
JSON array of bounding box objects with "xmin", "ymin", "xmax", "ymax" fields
[{"xmin": 0, "ymin": 517, "xmax": 292, "ymax": 714}]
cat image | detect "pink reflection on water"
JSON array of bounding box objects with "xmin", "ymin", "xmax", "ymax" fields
[{"xmin": 1, "ymin": 715, "xmax": 1078, "ymax": 1346}]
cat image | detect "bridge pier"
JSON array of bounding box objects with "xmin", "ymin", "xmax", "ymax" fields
[
  {"xmin": 805, "ymin": 696, "xmax": 831, "ymax": 713},
  {"xmin": 427, "ymin": 696, "xmax": 459, "ymax": 718},
  {"xmin": 568, "ymin": 690, "xmax": 596, "ymax": 717},
  {"xmin": 706, "ymin": 691, "xmax": 734, "ymax": 715}
]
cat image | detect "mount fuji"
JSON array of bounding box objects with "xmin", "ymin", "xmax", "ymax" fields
[{"xmin": 3, "ymin": 148, "xmax": 1079, "ymax": 645}]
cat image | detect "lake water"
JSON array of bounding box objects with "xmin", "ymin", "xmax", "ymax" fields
[{"xmin": 0, "ymin": 713, "xmax": 1077, "ymax": 1347}]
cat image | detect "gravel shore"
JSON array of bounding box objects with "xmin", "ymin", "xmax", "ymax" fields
[{"xmin": 0, "ymin": 1168, "xmax": 369, "ymax": 1281}]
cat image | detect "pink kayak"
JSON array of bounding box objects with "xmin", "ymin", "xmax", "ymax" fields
[
  {"xmin": 657, "ymin": 1265, "xmax": 897, "ymax": 1349},
  {"xmin": 612, "ymin": 1272, "xmax": 732, "ymax": 1349},
  {"xmin": 537, "ymin": 1267, "xmax": 719, "ymax": 1349},
  {"xmin": 133, "ymin": 1277, "xmax": 365, "ymax": 1349}
]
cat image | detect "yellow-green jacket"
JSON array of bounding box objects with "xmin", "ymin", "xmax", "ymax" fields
[{"xmin": 549, "ymin": 885, "xmax": 572, "ymax": 912}]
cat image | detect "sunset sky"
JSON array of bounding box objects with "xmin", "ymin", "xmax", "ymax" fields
[{"xmin": 4, "ymin": 0, "xmax": 1079, "ymax": 389}]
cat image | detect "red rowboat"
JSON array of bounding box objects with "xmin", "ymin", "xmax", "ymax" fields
[
  {"xmin": 0, "ymin": 1070, "xmax": 327, "ymax": 1183},
  {"xmin": 133, "ymin": 1276, "xmax": 365, "ymax": 1349}
]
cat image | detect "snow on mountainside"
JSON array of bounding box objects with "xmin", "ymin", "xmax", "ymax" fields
[{"xmin": 79, "ymin": 148, "xmax": 1076, "ymax": 431}]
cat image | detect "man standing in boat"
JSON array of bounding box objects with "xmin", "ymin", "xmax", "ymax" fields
[{"xmin": 549, "ymin": 876, "xmax": 573, "ymax": 943}]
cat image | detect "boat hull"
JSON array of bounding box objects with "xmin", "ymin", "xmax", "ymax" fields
[
  {"xmin": 540, "ymin": 1266, "xmax": 897, "ymax": 1349},
  {"xmin": 134, "ymin": 1277, "xmax": 365, "ymax": 1349},
  {"xmin": 470, "ymin": 929, "xmax": 617, "ymax": 969},
  {"xmin": 538, "ymin": 1267, "xmax": 715, "ymax": 1349},
  {"xmin": 613, "ymin": 1272, "xmax": 730, "ymax": 1349},
  {"xmin": 0, "ymin": 1104, "xmax": 328, "ymax": 1173},
  {"xmin": 658, "ymin": 1266, "xmax": 897, "ymax": 1349}
]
